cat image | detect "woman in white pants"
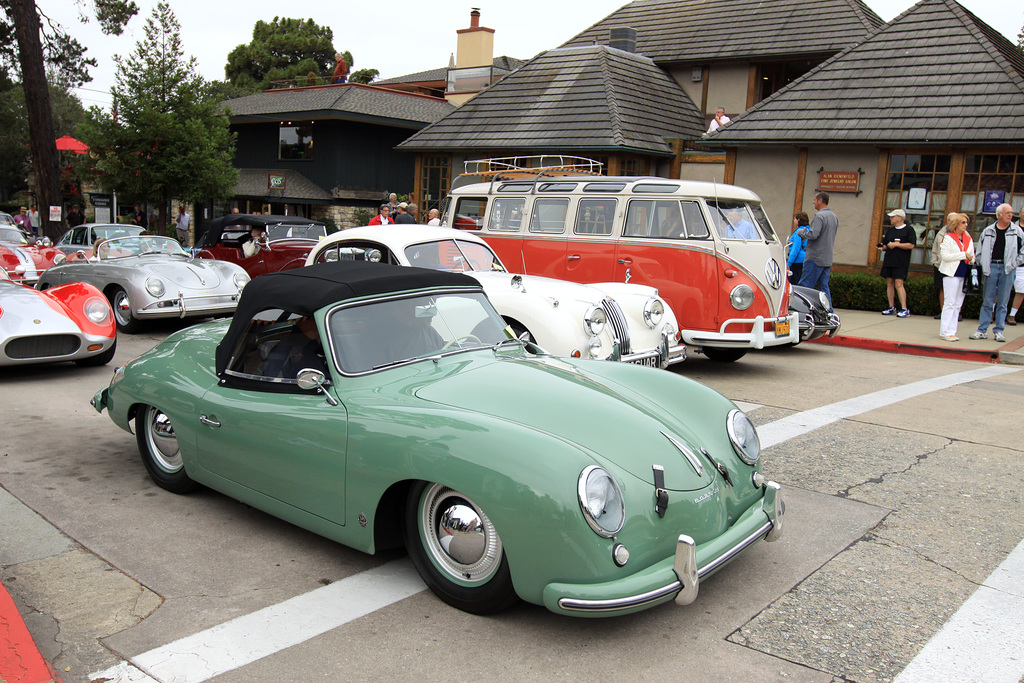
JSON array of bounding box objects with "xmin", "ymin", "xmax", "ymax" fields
[{"xmin": 938, "ymin": 213, "xmax": 975, "ymax": 341}]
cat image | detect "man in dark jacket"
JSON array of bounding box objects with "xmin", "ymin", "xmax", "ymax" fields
[
  {"xmin": 969, "ymin": 204, "xmax": 1024, "ymax": 342},
  {"xmin": 796, "ymin": 192, "xmax": 840, "ymax": 311}
]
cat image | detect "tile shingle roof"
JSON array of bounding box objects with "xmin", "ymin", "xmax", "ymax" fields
[
  {"xmin": 398, "ymin": 45, "xmax": 705, "ymax": 154},
  {"xmin": 561, "ymin": 0, "xmax": 883, "ymax": 64},
  {"xmin": 223, "ymin": 84, "xmax": 455, "ymax": 127},
  {"xmin": 234, "ymin": 168, "xmax": 333, "ymax": 202},
  {"xmin": 376, "ymin": 56, "xmax": 527, "ymax": 85},
  {"xmin": 707, "ymin": 0, "xmax": 1024, "ymax": 145}
]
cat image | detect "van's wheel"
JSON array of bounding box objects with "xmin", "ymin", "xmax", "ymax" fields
[
  {"xmin": 405, "ymin": 482, "xmax": 518, "ymax": 614},
  {"xmin": 135, "ymin": 405, "xmax": 199, "ymax": 493},
  {"xmin": 702, "ymin": 347, "xmax": 747, "ymax": 362},
  {"xmin": 109, "ymin": 287, "xmax": 142, "ymax": 333}
]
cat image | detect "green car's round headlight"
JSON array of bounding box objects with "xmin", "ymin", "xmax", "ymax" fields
[
  {"xmin": 584, "ymin": 305, "xmax": 606, "ymax": 336},
  {"xmin": 233, "ymin": 272, "xmax": 250, "ymax": 290},
  {"xmin": 730, "ymin": 284, "xmax": 755, "ymax": 310},
  {"xmin": 578, "ymin": 466, "xmax": 624, "ymax": 537},
  {"xmin": 728, "ymin": 409, "xmax": 761, "ymax": 464},
  {"xmin": 643, "ymin": 298, "xmax": 664, "ymax": 328},
  {"xmin": 145, "ymin": 277, "xmax": 165, "ymax": 297}
]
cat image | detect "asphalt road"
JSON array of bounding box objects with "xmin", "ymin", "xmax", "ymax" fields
[{"xmin": 2, "ymin": 324, "xmax": 1022, "ymax": 683}]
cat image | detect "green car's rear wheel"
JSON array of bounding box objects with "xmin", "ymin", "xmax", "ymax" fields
[
  {"xmin": 136, "ymin": 405, "xmax": 199, "ymax": 493},
  {"xmin": 405, "ymin": 481, "xmax": 518, "ymax": 614}
]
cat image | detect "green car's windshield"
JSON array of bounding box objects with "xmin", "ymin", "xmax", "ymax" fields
[{"xmin": 328, "ymin": 291, "xmax": 510, "ymax": 373}]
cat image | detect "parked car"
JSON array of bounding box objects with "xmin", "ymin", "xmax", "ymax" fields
[
  {"xmin": 305, "ymin": 225, "xmax": 685, "ymax": 368},
  {"xmin": 91, "ymin": 261, "xmax": 783, "ymax": 617},
  {"xmin": 1, "ymin": 268, "xmax": 116, "ymax": 366},
  {"xmin": 194, "ymin": 214, "xmax": 328, "ymax": 278},
  {"xmin": 0, "ymin": 225, "xmax": 64, "ymax": 284},
  {"xmin": 36, "ymin": 234, "xmax": 250, "ymax": 333},
  {"xmin": 790, "ymin": 285, "xmax": 841, "ymax": 342},
  {"xmin": 56, "ymin": 223, "xmax": 145, "ymax": 255}
]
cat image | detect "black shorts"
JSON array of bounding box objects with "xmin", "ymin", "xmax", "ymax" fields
[
  {"xmin": 933, "ymin": 266, "xmax": 943, "ymax": 289},
  {"xmin": 881, "ymin": 264, "xmax": 909, "ymax": 280}
]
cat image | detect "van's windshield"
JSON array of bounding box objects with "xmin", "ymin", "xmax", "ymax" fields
[{"xmin": 708, "ymin": 201, "xmax": 775, "ymax": 242}]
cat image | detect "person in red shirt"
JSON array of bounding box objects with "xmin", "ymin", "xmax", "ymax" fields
[
  {"xmin": 333, "ymin": 53, "xmax": 348, "ymax": 84},
  {"xmin": 368, "ymin": 204, "xmax": 393, "ymax": 225}
]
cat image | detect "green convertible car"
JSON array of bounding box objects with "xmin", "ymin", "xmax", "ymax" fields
[{"xmin": 92, "ymin": 261, "xmax": 784, "ymax": 617}]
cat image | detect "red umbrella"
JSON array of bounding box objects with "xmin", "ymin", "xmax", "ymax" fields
[{"xmin": 55, "ymin": 135, "xmax": 89, "ymax": 154}]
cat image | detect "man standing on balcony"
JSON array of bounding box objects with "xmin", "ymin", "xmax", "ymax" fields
[{"xmin": 796, "ymin": 192, "xmax": 839, "ymax": 311}]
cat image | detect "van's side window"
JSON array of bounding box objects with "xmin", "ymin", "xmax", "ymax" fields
[
  {"xmin": 681, "ymin": 201, "xmax": 710, "ymax": 239},
  {"xmin": 453, "ymin": 198, "xmax": 488, "ymax": 231},
  {"xmin": 624, "ymin": 200, "xmax": 685, "ymax": 238},
  {"xmin": 529, "ymin": 199, "xmax": 569, "ymax": 234},
  {"xmin": 488, "ymin": 198, "xmax": 525, "ymax": 232},
  {"xmin": 576, "ymin": 199, "xmax": 616, "ymax": 235}
]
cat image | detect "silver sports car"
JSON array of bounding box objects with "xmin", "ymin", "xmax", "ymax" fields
[{"xmin": 36, "ymin": 235, "xmax": 250, "ymax": 333}]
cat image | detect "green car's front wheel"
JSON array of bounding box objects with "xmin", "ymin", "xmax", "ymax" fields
[
  {"xmin": 136, "ymin": 405, "xmax": 199, "ymax": 494},
  {"xmin": 405, "ymin": 482, "xmax": 518, "ymax": 614}
]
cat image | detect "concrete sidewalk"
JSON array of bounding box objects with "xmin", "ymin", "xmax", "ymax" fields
[{"xmin": 810, "ymin": 308, "xmax": 1024, "ymax": 364}]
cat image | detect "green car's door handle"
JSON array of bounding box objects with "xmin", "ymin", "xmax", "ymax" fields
[{"xmin": 199, "ymin": 414, "xmax": 221, "ymax": 427}]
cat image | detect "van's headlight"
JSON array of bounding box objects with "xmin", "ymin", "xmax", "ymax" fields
[
  {"xmin": 578, "ymin": 466, "xmax": 624, "ymax": 537},
  {"xmin": 584, "ymin": 305, "xmax": 606, "ymax": 336},
  {"xmin": 145, "ymin": 278, "xmax": 165, "ymax": 297},
  {"xmin": 730, "ymin": 284, "xmax": 755, "ymax": 310},
  {"xmin": 643, "ymin": 298, "xmax": 664, "ymax": 327},
  {"xmin": 728, "ymin": 409, "xmax": 760, "ymax": 464}
]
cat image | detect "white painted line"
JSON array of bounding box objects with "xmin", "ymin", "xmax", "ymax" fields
[
  {"xmin": 758, "ymin": 365, "xmax": 1019, "ymax": 449},
  {"xmin": 894, "ymin": 538, "xmax": 1024, "ymax": 683},
  {"xmin": 90, "ymin": 560, "xmax": 425, "ymax": 683}
]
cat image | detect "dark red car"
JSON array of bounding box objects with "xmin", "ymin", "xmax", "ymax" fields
[{"xmin": 194, "ymin": 215, "xmax": 328, "ymax": 277}]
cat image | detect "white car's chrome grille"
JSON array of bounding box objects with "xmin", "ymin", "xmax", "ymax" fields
[{"xmin": 601, "ymin": 298, "xmax": 631, "ymax": 356}]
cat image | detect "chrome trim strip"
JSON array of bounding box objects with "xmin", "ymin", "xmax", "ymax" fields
[
  {"xmin": 558, "ymin": 582, "xmax": 682, "ymax": 612},
  {"xmin": 697, "ymin": 521, "xmax": 772, "ymax": 578}
]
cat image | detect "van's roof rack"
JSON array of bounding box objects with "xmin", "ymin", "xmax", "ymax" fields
[{"xmin": 460, "ymin": 156, "xmax": 604, "ymax": 194}]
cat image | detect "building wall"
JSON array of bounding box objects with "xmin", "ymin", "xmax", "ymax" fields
[
  {"xmin": 666, "ymin": 62, "xmax": 748, "ymax": 118},
  {"xmin": 732, "ymin": 147, "xmax": 800, "ymax": 238},
  {"xmin": 678, "ymin": 160, "xmax": 727, "ymax": 184}
]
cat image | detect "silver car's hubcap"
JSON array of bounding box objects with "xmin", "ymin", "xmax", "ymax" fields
[
  {"xmin": 420, "ymin": 483, "xmax": 502, "ymax": 584},
  {"xmin": 113, "ymin": 292, "xmax": 132, "ymax": 326},
  {"xmin": 145, "ymin": 407, "xmax": 182, "ymax": 472}
]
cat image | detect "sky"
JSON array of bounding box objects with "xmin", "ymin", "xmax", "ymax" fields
[{"xmin": 36, "ymin": 0, "xmax": 1024, "ymax": 111}]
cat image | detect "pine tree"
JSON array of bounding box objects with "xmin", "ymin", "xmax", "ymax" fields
[{"xmin": 78, "ymin": 3, "xmax": 236, "ymax": 233}]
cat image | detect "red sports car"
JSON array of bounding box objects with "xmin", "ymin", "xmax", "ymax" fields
[
  {"xmin": 194, "ymin": 214, "xmax": 328, "ymax": 278},
  {"xmin": 0, "ymin": 269, "xmax": 116, "ymax": 366},
  {"xmin": 0, "ymin": 225, "xmax": 64, "ymax": 285}
]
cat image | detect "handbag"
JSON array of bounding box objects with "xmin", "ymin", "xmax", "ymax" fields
[{"xmin": 963, "ymin": 264, "xmax": 983, "ymax": 295}]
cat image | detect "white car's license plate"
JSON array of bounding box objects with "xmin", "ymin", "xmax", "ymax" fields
[{"xmin": 629, "ymin": 354, "xmax": 661, "ymax": 367}]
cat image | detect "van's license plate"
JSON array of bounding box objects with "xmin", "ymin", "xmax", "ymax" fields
[{"xmin": 774, "ymin": 320, "xmax": 790, "ymax": 336}]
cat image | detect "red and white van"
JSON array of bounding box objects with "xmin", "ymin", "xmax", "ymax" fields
[{"xmin": 443, "ymin": 162, "xmax": 798, "ymax": 361}]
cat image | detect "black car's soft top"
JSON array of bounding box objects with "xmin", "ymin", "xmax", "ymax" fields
[
  {"xmin": 215, "ymin": 261, "xmax": 480, "ymax": 376},
  {"xmin": 197, "ymin": 214, "xmax": 326, "ymax": 249}
]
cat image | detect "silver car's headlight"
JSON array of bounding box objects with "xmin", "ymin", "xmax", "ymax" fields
[
  {"xmin": 233, "ymin": 272, "xmax": 250, "ymax": 290},
  {"xmin": 583, "ymin": 305, "xmax": 606, "ymax": 336},
  {"xmin": 578, "ymin": 466, "xmax": 624, "ymax": 537},
  {"xmin": 145, "ymin": 278, "xmax": 165, "ymax": 297},
  {"xmin": 727, "ymin": 409, "xmax": 760, "ymax": 465},
  {"xmin": 643, "ymin": 298, "xmax": 665, "ymax": 327},
  {"xmin": 84, "ymin": 297, "xmax": 110, "ymax": 324},
  {"xmin": 818, "ymin": 291, "xmax": 830, "ymax": 309},
  {"xmin": 730, "ymin": 284, "xmax": 755, "ymax": 310},
  {"xmin": 587, "ymin": 335, "xmax": 603, "ymax": 358}
]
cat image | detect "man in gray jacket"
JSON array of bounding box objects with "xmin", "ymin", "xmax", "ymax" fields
[
  {"xmin": 969, "ymin": 204, "xmax": 1024, "ymax": 342},
  {"xmin": 797, "ymin": 192, "xmax": 840, "ymax": 311}
]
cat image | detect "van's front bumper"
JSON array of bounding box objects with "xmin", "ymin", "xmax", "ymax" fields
[
  {"xmin": 543, "ymin": 481, "xmax": 783, "ymax": 617},
  {"xmin": 684, "ymin": 312, "xmax": 799, "ymax": 349}
]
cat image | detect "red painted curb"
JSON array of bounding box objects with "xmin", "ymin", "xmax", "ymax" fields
[
  {"xmin": 807, "ymin": 334, "xmax": 1001, "ymax": 363},
  {"xmin": 0, "ymin": 579, "xmax": 60, "ymax": 683}
]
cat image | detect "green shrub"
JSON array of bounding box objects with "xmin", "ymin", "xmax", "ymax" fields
[
  {"xmin": 828, "ymin": 271, "xmax": 982, "ymax": 320},
  {"xmin": 352, "ymin": 208, "xmax": 374, "ymax": 226}
]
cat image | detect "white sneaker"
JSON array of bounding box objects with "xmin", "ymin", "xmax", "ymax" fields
[
  {"xmin": 995, "ymin": 332, "xmax": 1006, "ymax": 342},
  {"xmin": 969, "ymin": 331, "xmax": 987, "ymax": 340}
]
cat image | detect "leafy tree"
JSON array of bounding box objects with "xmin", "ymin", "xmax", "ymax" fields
[
  {"xmin": 1017, "ymin": 16, "xmax": 1023, "ymax": 56},
  {"xmin": 3, "ymin": 0, "xmax": 137, "ymax": 240},
  {"xmin": 77, "ymin": 3, "xmax": 236, "ymax": 233},
  {"xmin": 349, "ymin": 68, "xmax": 378, "ymax": 85},
  {"xmin": 225, "ymin": 17, "xmax": 336, "ymax": 90}
]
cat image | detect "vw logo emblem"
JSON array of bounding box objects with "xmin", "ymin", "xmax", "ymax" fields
[{"xmin": 765, "ymin": 260, "xmax": 782, "ymax": 290}]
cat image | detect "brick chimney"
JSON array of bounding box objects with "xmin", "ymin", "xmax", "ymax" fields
[{"xmin": 455, "ymin": 7, "xmax": 494, "ymax": 69}]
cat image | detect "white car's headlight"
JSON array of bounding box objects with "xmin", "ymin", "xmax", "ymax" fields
[
  {"xmin": 145, "ymin": 278, "xmax": 165, "ymax": 297},
  {"xmin": 584, "ymin": 305, "xmax": 606, "ymax": 336},
  {"xmin": 728, "ymin": 409, "xmax": 760, "ymax": 465},
  {"xmin": 643, "ymin": 298, "xmax": 665, "ymax": 328},
  {"xmin": 578, "ymin": 466, "xmax": 624, "ymax": 537},
  {"xmin": 730, "ymin": 284, "xmax": 755, "ymax": 310},
  {"xmin": 587, "ymin": 335, "xmax": 603, "ymax": 358},
  {"xmin": 84, "ymin": 297, "xmax": 110, "ymax": 324},
  {"xmin": 233, "ymin": 272, "xmax": 250, "ymax": 290}
]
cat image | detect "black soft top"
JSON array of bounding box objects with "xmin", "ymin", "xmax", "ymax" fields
[
  {"xmin": 215, "ymin": 261, "xmax": 479, "ymax": 376},
  {"xmin": 197, "ymin": 214, "xmax": 325, "ymax": 249}
]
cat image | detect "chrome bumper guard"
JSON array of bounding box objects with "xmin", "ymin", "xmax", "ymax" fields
[{"xmin": 685, "ymin": 312, "xmax": 799, "ymax": 349}]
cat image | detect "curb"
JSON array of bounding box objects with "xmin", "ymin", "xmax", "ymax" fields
[
  {"xmin": 0, "ymin": 578, "xmax": 60, "ymax": 683},
  {"xmin": 808, "ymin": 334, "xmax": 1003, "ymax": 363}
]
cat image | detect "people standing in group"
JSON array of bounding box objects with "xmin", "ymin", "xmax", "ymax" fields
[
  {"xmin": 386, "ymin": 194, "xmax": 399, "ymax": 216},
  {"xmin": 878, "ymin": 209, "xmax": 915, "ymax": 317},
  {"xmin": 175, "ymin": 204, "xmax": 191, "ymax": 246},
  {"xmin": 426, "ymin": 208, "xmax": 441, "ymax": 226},
  {"xmin": 787, "ymin": 212, "xmax": 808, "ymax": 285},
  {"xmin": 706, "ymin": 107, "xmax": 730, "ymax": 134},
  {"xmin": 796, "ymin": 192, "xmax": 840, "ymax": 310},
  {"xmin": 407, "ymin": 203, "xmax": 419, "ymax": 223},
  {"xmin": 1007, "ymin": 211, "xmax": 1024, "ymax": 326},
  {"xmin": 332, "ymin": 53, "xmax": 348, "ymax": 84},
  {"xmin": 66, "ymin": 204, "xmax": 84, "ymax": 229},
  {"xmin": 393, "ymin": 203, "xmax": 415, "ymax": 224},
  {"xmin": 937, "ymin": 213, "xmax": 975, "ymax": 341},
  {"xmin": 969, "ymin": 204, "xmax": 1024, "ymax": 343},
  {"xmin": 930, "ymin": 213, "xmax": 956, "ymax": 319},
  {"xmin": 369, "ymin": 204, "xmax": 394, "ymax": 225}
]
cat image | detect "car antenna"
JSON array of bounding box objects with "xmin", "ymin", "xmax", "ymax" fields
[{"xmin": 520, "ymin": 251, "xmax": 528, "ymax": 276}]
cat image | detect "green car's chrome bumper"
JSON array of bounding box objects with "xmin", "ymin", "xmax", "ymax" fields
[
  {"xmin": 91, "ymin": 387, "xmax": 109, "ymax": 413},
  {"xmin": 545, "ymin": 481, "xmax": 783, "ymax": 616}
]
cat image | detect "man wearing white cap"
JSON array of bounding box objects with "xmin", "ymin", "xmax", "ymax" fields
[{"xmin": 878, "ymin": 208, "xmax": 915, "ymax": 317}]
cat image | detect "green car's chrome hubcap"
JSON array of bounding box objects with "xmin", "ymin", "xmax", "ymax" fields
[
  {"xmin": 420, "ymin": 483, "xmax": 502, "ymax": 584},
  {"xmin": 146, "ymin": 407, "xmax": 182, "ymax": 472}
]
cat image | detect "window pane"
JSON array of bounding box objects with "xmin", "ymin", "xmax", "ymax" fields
[
  {"xmin": 576, "ymin": 199, "xmax": 616, "ymax": 235},
  {"xmin": 453, "ymin": 198, "xmax": 487, "ymax": 230},
  {"xmin": 487, "ymin": 198, "xmax": 525, "ymax": 232},
  {"xmin": 279, "ymin": 125, "xmax": 313, "ymax": 160},
  {"xmin": 529, "ymin": 199, "xmax": 569, "ymax": 234}
]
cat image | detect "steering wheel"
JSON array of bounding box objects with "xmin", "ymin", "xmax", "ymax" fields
[{"xmin": 441, "ymin": 334, "xmax": 481, "ymax": 351}]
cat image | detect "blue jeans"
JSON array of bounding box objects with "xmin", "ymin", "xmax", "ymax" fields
[
  {"xmin": 977, "ymin": 265, "xmax": 1014, "ymax": 334},
  {"xmin": 798, "ymin": 261, "xmax": 833, "ymax": 311}
]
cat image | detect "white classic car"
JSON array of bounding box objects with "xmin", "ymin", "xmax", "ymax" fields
[{"xmin": 304, "ymin": 225, "xmax": 685, "ymax": 368}]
